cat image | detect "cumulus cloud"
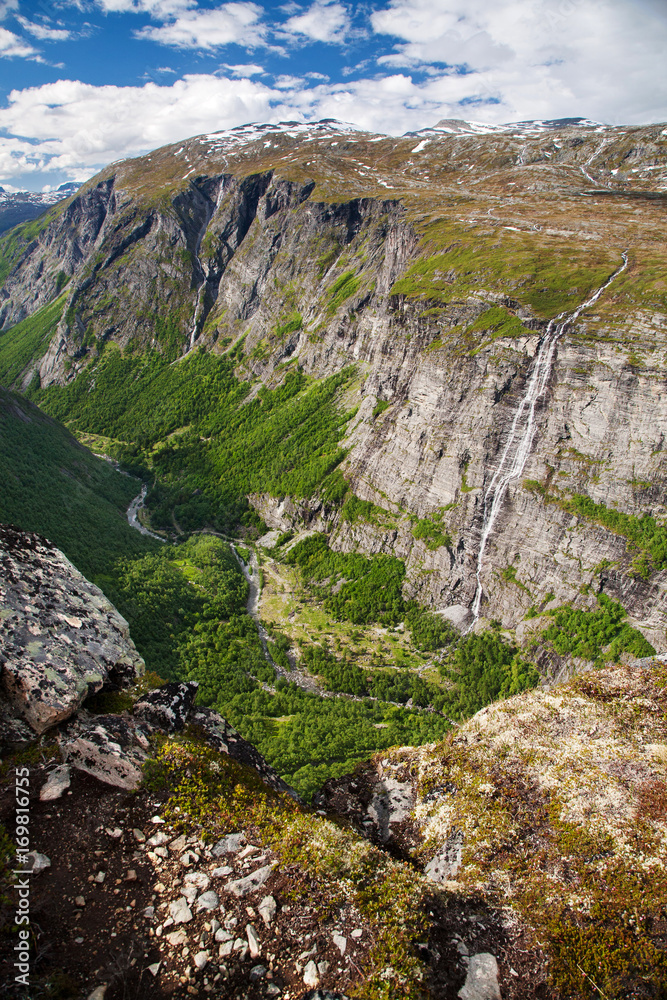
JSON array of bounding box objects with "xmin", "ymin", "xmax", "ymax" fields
[
  {"xmin": 0, "ymin": 74, "xmax": 289, "ymax": 180},
  {"xmin": 370, "ymin": 0, "xmax": 667, "ymax": 125},
  {"xmin": 135, "ymin": 2, "xmax": 266, "ymax": 49},
  {"xmin": 283, "ymin": 0, "xmax": 350, "ymax": 43}
]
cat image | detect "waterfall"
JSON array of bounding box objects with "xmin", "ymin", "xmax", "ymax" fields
[
  {"xmin": 187, "ymin": 178, "xmax": 226, "ymax": 351},
  {"xmin": 469, "ymin": 251, "xmax": 628, "ymax": 623}
]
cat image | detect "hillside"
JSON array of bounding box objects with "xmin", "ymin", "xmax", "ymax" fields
[
  {"xmin": 0, "ymin": 118, "xmax": 666, "ymax": 638},
  {"xmin": 1, "ymin": 526, "xmax": 664, "ymax": 1000}
]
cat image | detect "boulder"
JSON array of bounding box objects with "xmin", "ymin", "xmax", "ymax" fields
[
  {"xmin": 60, "ymin": 715, "xmax": 151, "ymax": 790},
  {"xmin": 0, "ymin": 525, "xmax": 144, "ymax": 734},
  {"xmin": 133, "ymin": 681, "xmax": 199, "ymax": 731}
]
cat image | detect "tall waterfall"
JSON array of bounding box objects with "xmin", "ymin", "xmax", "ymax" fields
[{"xmin": 469, "ymin": 252, "xmax": 629, "ymax": 622}]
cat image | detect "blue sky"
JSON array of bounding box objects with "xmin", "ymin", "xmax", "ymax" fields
[{"xmin": 0, "ymin": 0, "xmax": 665, "ymax": 190}]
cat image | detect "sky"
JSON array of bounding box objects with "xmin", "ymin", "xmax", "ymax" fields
[{"xmin": 0, "ymin": 0, "xmax": 665, "ymax": 191}]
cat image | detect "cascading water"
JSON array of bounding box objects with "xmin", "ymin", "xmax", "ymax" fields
[
  {"xmin": 469, "ymin": 251, "xmax": 628, "ymax": 623},
  {"xmin": 187, "ymin": 178, "xmax": 226, "ymax": 351}
]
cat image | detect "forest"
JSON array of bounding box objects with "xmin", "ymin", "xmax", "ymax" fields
[{"xmin": 1, "ymin": 332, "xmax": 650, "ymax": 798}]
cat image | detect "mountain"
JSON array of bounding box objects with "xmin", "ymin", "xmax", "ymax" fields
[
  {"xmin": 1, "ymin": 117, "xmax": 666, "ymax": 641},
  {"xmin": 1, "ymin": 117, "xmax": 667, "ymax": 1000},
  {"xmin": 0, "ymin": 182, "xmax": 79, "ymax": 236}
]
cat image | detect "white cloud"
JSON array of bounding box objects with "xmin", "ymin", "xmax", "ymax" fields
[
  {"xmin": 136, "ymin": 2, "xmax": 266, "ymax": 50},
  {"xmin": 369, "ymin": 0, "xmax": 667, "ymax": 125},
  {"xmin": 93, "ymin": 0, "xmax": 194, "ymax": 13},
  {"xmin": 1, "ymin": 0, "xmax": 666, "ymax": 188},
  {"xmin": 283, "ymin": 0, "xmax": 350, "ymax": 43},
  {"xmin": 0, "ymin": 74, "xmax": 291, "ymax": 181},
  {"xmin": 17, "ymin": 17, "xmax": 72, "ymax": 41},
  {"xmin": 224, "ymin": 62, "xmax": 264, "ymax": 76},
  {"xmin": 0, "ymin": 25, "xmax": 38, "ymax": 57}
]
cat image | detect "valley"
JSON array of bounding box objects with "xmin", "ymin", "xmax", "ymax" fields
[{"xmin": 0, "ymin": 117, "xmax": 666, "ymax": 999}]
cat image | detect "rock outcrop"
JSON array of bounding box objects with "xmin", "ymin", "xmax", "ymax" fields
[{"xmin": 0, "ymin": 524, "xmax": 144, "ymax": 738}]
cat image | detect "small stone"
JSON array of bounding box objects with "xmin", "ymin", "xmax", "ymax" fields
[
  {"xmin": 224, "ymin": 864, "xmax": 275, "ymax": 898},
  {"xmin": 249, "ymin": 965, "xmax": 267, "ymax": 981},
  {"xmin": 75, "ymin": 896, "xmax": 86, "ymax": 908},
  {"xmin": 246, "ymin": 923, "xmax": 261, "ymax": 959},
  {"xmin": 333, "ymin": 933, "xmax": 346, "ymax": 955},
  {"xmin": 194, "ymin": 951, "xmax": 209, "ymax": 970},
  {"xmin": 40, "ymin": 765, "xmax": 71, "ymax": 802},
  {"xmin": 303, "ymin": 960, "xmax": 319, "ymax": 988},
  {"xmin": 211, "ymin": 866, "xmax": 233, "ymax": 877},
  {"xmin": 87, "ymin": 987, "xmax": 108, "ymax": 1000},
  {"xmin": 317, "ymin": 961, "xmax": 329, "ymax": 975},
  {"xmin": 197, "ymin": 891, "xmax": 220, "ymax": 912},
  {"xmin": 258, "ymin": 895, "xmax": 277, "ymax": 927},
  {"xmin": 185, "ymin": 871, "xmax": 211, "ymax": 891},
  {"xmin": 211, "ymin": 833, "xmax": 246, "ymax": 856},
  {"xmin": 215, "ymin": 929, "xmax": 233, "ymax": 943},
  {"xmin": 147, "ymin": 831, "xmax": 169, "ymax": 847},
  {"xmin": 238, "ymin": 844, "xmax": 260, "ymax": 858},
  {"xmin": 125, "ymin": 870, "xmax": 138, "ymax": 882},
  {"xmin": 219, "ymin": 941, "xmax": 234, "ymax": 957},
  {"xmin": 147, "ymin": 962, "xmax": 161, "ymax": 977},
  {"xmin": 154, "ymin": 882, "xmax": 166, "ymax": 893},
  {"xmin": 106, "ymin": 827, "xmax": 123, "ymax": 839},
  {"xmin": 26, "ymin": 852, "xmax": 51, "ymax": 873},
  {"xmin": 75, "ymin": 937, "xmax": 84, "ymax": 944},
  {"xmin": 133, "ymin": 829, "xmax": 146, "ymax": 842},
  {"xmin": 166, "ymin": 930, "xmax": 188, "ymax": 947},
  {"xmin": 169, "ymin": 834, "xmax": 187, "ymax": 853},
  {"xmin": 143, "ymin": 906, "xmax": 155, "ymax": 919},
  {"xmin": 210, "ymin": 919, "xmax": 221, "ymax": 933},
  {"xmin": 266, "ymin": 986, "xmax": 281, "ymax": 997},
  {"xmin": 151, "ymin": 815, "xmax": 165, "ymax": 824},
  {"xmin": 351, "ymin": 928, "xmax": 363, "ymax": 939},
  {"xmin": 458, "ymin": 953, "xmax": 502, "ymax": 1000},
  {"xmin": 95, "ymin": 871, "xmax": 106, "ymax": 883},
  {"xmin": 169, "ymin": 897, "xmax": 194, "ymax": 925}
]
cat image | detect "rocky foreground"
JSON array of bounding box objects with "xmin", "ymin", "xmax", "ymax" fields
[{"xmin": 1, "ymin": 526, "xmax": 666, "ymax": 1000}]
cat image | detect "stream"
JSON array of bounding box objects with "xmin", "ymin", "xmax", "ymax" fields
[
  {"xmin": 126, "ymin": 485, "xmax": 165, "ymax": 542},
  {"xmin": 469, "ymin": 251, "xmax": 629, "ymax": 623}
]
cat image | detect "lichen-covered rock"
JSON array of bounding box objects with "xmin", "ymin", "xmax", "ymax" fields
[
  {"xmin": 0, "ymin": 525, "xmax": 144, "ymax": 734},
  {"xmin": 60, "ymin": 714, "xmax": 151, "ymax": 789},
  {"xmin": 133, "ymin": 680, "xmax": 199, "ymax": 731}
]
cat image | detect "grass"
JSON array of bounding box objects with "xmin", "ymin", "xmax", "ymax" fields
[
  {"xmin": 0, "ymin": 386, "xmax": 156, "ymax": 584},
  {"xmin": 327, "ymin": 271, "xmax": 360, "ymax": 314},
  {"xmin": 0, "ymin": 205, "xmax": 65, "ymax": 285},
  {"xmin": 390, "ymin": 219, "xmax": 621, "ymax": 320}
]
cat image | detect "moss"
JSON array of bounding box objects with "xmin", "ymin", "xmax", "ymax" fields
[
  {"xmin": 390, "ymin": 220, "xmax": 621, "ymax": 320},
  {"xmin": 141, "ymin": 736, "xmax": 431, "ymax": 999}
]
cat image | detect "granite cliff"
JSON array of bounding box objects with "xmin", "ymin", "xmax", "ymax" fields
[{"xmin": 1, "ymin": 119, "xmax": 666, "ymax": 637}]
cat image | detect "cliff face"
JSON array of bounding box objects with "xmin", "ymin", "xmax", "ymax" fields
[{"xmin": 1, "ymin": 119, "xmax": 666, "ymax": 632}]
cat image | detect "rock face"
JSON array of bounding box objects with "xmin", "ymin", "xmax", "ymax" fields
[
  {"xmin": 0, "ymin": 524, "xmax": 144, "ymax": 736},
  {"xmin": 1, "ymin": 121, "xmax": 667, "ymax": 630}
]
